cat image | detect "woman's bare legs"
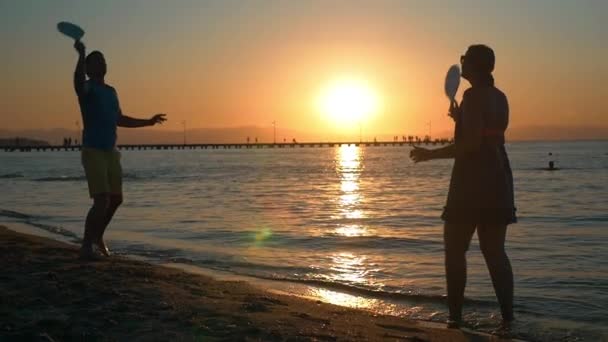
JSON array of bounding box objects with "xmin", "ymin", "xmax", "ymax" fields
[
  {"xmin": 443, "ymin": 223, "xmax": 476, "ymax": 323},
  {"xmin": 478, "ymin": 224, "xmax": 514, "ymax": 323}
]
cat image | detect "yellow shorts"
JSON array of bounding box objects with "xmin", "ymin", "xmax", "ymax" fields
[{"xmin": 81, "ymin": 148, "xmax": 122, "ymax": 198}]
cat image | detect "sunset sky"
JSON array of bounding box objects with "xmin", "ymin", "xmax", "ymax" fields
[{"xmin": 1, "ymin": 0, "xmax": 606, "ymax": 141}]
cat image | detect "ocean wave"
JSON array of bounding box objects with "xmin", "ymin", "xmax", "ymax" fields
[
  {"xmin": 242, "ymin": 275, "xmax": 496, "ymax": 307},
  {"xmin": 323, "ymin": 235, "xmax": 442, "ymax": 250},
  {"xmin": 0, "ymin": 208, "xmax": 79, "ymax": 242},
  {"xmin": 0, "ymin": 173, "xmax": 24, "ymax": 179},
  {"xmin": 0, "ymin": 209, "xmax": 34, "ymax": 220},
  {"xmin": 169, "ymin": 229, "xmax": 441, "ymax": 251},
  {"xmin": 520, "ymin": 166, "xmax": 605, "ymax": 171},
  {"xmin": 34, "ymin": 176, "xmax": 86, "ymax": 182},
  {"xmin": 172, "ymin": 256, "xmax": 495, "ymax": 307},
  {"xmin": 33, "ymin": 173, "xmax": 138, "ymax": 182},
  {"xmin": 143, "ymin": 253, "xmax": 477, "ymax": 306},
  {"xmin": 26, "ymin": 221, "xmax": 80, "ymax": 242}
]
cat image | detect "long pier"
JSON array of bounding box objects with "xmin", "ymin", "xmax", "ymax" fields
[{"xmin": 2, "ymin": 140, "xmax": 452, "ymax": 152}]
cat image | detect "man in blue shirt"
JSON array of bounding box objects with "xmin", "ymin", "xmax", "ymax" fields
[{"xmin": 73, "ymin": 40, "xmax": 166, "ymax": 260}]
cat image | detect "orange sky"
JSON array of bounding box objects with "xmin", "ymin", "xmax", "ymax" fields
[{"xmin": 1, "ymin": 1, "xmax": 607, "ymax": 141}]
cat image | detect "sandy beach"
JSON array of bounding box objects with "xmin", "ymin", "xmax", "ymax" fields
[{"xmin": 0, "ymin": 225, "xmax": 522, "ymax": 341}]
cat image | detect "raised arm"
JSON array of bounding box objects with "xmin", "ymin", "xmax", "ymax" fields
[
  {"xmin": 73, "ymin": 41, "xmax": 86, "ymax": 96},
  {"xmin": 410, "ymin": 89, "xmax": 484, "ymax": 163}
]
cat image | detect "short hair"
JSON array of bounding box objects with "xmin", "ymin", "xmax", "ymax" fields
[
  {"xmin": 465, "ymin": 44, "xmax": 495, "ymax": 74},
  {"xmin": 85, "ymin": 51, "xmax": 105, "ymax": 65}
]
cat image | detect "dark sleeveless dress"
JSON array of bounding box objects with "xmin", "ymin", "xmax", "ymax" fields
[{"xmin": 441, "ymin": 85, "xmax": 517, "ymax": 225}]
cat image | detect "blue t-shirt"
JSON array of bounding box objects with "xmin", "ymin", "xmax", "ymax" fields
[{"xmin": 78, "ymin": 80, "xmax": 120, "ymax": 150}]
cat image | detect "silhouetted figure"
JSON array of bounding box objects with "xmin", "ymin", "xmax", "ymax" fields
[
  {"xmin": 72, "ymin": 40, "xmax": 167, "ymax": 260},
  {"xmin": 255, "ymin": 137, "xmax": 258, "ymax": 143},
  {"xmin": 410, "ymin": 45, "xmax": 515, "ymax": 329},
  {"xmin": 547, "ymin": 152, "xmax": 557, "ymax": 170}
]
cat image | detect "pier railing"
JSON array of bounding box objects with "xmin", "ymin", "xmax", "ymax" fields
[{"xmin": 1, "ymin": 140, "xmax": 452, "ymax": 152}]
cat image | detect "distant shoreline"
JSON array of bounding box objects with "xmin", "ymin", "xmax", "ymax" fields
[{"xmin": 2, "ymin": 125, "xmax": 607, "ymax": 146}]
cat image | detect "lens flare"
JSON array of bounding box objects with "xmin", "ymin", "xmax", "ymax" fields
[{"xmin": 253, "ymin": 227, "xmax": 273, "ymax": 246}]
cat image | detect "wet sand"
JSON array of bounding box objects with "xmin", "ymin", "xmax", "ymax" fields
[{"xmin": 0, "ymin": 225, "xmax": 514, "ymax": 341}]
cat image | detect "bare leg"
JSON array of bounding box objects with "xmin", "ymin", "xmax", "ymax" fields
[
  {"xmin": 95, "ymin": 194, "xmax": 122, "ymax": 256},
  {"xmin": 81, "ymin": 195, "xmax": 109, "ymax": 260},
  {"xmin": 444, "ymin": 222, "xmax": 476, "ymax": 323},
  {"xmin": 478, "ymin": 224, "xmax": 514, "ymax": 322}
]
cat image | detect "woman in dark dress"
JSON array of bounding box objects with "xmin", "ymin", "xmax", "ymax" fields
[{"xmin": 410, "ymin": 45, "xmax": 516, "ymax": 328}]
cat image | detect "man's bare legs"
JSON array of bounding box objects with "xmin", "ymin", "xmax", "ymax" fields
[
  {"xmin": 81, "ymin": 194, "xmax": 110, "ymax": 259},
  {"xmin": 94, "ymin": 194, "xmax": 122, "ymax": 256}
]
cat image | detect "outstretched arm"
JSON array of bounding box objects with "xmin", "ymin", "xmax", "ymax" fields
[
  {"xmin": 431, "ymin": 143, "xmax": 457, "ymax": 159},
  {"xmin": 410, "ymin": 143, "xmax": 456, "ymax": 163},
  {"xmin": 118, "ymin": 112, "xmax": 167, "ymax": 128},
  {"xmin": 73, "ymin": 41, "xmax": 86, "ymax": 96}
]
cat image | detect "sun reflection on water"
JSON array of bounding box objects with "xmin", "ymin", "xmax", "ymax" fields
[
  {"xmin": 334, "ymin": 225, "xmax": 370, "ymax": 237},
  {"xmin": 335, "ymin": 145, "xmax": 367, "ymax": 237},
  {"xmin": 330, "ymin": 252, "xmax": 369, "ymax": 283},
  {"xmin": 312, "ymin": 288, "xmax": 379, "ymax": 309},
  {"xmin": 320, "ymin": 146, "xmax": 380, "ymax": 298}
]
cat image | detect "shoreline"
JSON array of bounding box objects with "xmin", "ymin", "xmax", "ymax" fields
[{"xmin": 0, "ymin": 225, "xmax": 517, "ymax": 341}]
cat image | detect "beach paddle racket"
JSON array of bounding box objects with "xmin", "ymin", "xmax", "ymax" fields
[
  {"xmin": 57, "ymin": 21, "xmax": 85, "ymax": 41},
  {"xmin": 444, "ymin": 64, "xmax": 460, "ymax": 102}
]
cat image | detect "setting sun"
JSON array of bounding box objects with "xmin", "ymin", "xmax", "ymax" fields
[{"xmin": 317, "ymin": 78, "xmax": 380, "ymax": 126}]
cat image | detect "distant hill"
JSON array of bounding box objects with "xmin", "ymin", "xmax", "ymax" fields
[
  {"xmin": 506, "ymin": 125, "xmax": 608, "ymax": 141},
  {"xmin": 0, "ymin": 127, "xmax": 351, "ymax": 145},
  {"xmin": 0, "ymin": 137, "xmax": 50, "ymax": 147},
  {"xmin": 1, "ymin": 125, "xmax": 606, "ymax": 145},
  {"xmin": 426, "ymin": 125, "xmax": 608, "ymax": 142}
]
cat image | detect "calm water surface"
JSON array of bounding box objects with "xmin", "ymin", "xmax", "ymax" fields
[{"xmin": 1, "ymin": 141, "xmax": 607, "ymax": 341}]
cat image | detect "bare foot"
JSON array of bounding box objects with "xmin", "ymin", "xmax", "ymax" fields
[
  {"xmin": 491, "ymin": 320, "xmax": 514, "ymax": 337},
  {"xmin": 79, "ymin": 246, "xmax": 103, "ymax": 261},
  {"xmin": 96, "ymin": 240, "xmax": 111, "ymax": 257},
  {"xmin": 446, "ymin": 319, "xmax": 462, "ymax": 329}
]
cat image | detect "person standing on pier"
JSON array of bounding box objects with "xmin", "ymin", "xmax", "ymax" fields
[
  {"xmin": 410, "ymin": 45, "xmax": 516, "ymax": 330},
  {"xmin": 72, "ymin": 40, "xmax": 167, "ymax": 259}
]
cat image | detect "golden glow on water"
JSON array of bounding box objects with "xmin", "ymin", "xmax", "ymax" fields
[
  {"xmin": 340, "ymin": 181, "xmax": 359, "ymax": 193},
  {"xmin": 339, "ymin": 193, "xmax": 360, "ymax": 206},
  {"xmin": 253, "ymin": 227, "xmax": 273, "ymax": 247},
  {"xmin": 330, "ymin": 252, "xmax": 368, "ymax": 283},
  {"xmin": 323, "ymin": 146, "xmax": 380, "ymax": 299},
  {"xmin": 335, "ymin": 145, "xmax": 367, "ymax": 236},
  {"xmin": 334, "ymin": 225, "xmax": 369, "ymax": 237},
  {"xmin": 344, "ymin": 209, "xmax": 364, "ymax": 219},
  {"xmin": 312, "ymin": 288, "xmax": 379, "ymax": 309}
]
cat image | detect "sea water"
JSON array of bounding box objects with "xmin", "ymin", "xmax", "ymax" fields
[{"xmin": 1, "ymin": 141, "xmax": 607, "ymax": 341}]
